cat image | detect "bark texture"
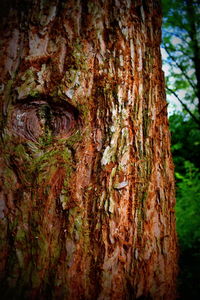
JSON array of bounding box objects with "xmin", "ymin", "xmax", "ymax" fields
[{"xmin": 0, "ymin": 1, "xmax": 177, "ymax": 299}]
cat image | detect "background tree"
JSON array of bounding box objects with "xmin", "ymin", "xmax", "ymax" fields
[
  {"xmin": 162, "ymin": 0, "xmax": 200, "ymax": 125},
  {"xmin": 0, "ymin": 1, "xmax": 177, "ymax": 299},
  {"xmin": 161, "ymin": 0, "xmax": 200, "ymax": 298}
]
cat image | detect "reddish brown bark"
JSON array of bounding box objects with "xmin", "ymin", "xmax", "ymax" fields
[{"xmin": 0, "ymin": 1, "xmax": 177, "ymax": 299}]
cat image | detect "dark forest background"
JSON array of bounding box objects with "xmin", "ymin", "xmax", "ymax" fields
[{"xmin": 161, "ymin": 0, "xmax": 200, "ymax": 298}]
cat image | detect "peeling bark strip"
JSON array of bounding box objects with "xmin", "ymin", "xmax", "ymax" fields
[{"xmin": 0, "ymin": 1, "xmax": 177, "ymax": 299}]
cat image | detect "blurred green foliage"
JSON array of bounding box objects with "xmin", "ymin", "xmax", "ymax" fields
[
  {"xmin": 169, "ymin": 114, "xmax": 200, "ymax": 248},
  {"xmin": 169, "ymin": 114, "xmax": 200, "ymax": 299},
  {"xmin": 170, "ymin": 114, "xmax": 200, "ymax": 173},
  {"xmin": 175, "ymin": 160, "xmax": 200, "ymax": 249}
]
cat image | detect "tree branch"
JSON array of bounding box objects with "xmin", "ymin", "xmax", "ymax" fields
[
  {"xmin": 164, "ymin": 45, "xmax": 197, "ymax": 92},
  {"xmin": 162, "ymin": 36, "xmax": 193, "ymax": 60},
  {"xmin": 163, "ymin": 30, "xmax": 191, "ymax": 47},
  {"xmin": 166, "ymin": 86, "xmax": 200, "ymax": 127}
]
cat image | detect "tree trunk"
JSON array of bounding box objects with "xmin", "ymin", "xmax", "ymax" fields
[{"xmin": 0, "ymin": 1, "xmax": 177, "ymax": 299}]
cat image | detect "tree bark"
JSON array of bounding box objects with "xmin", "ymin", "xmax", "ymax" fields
[{"xmin": 0, "ymin": 1, "xmax": 177, "ymax": 299}]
